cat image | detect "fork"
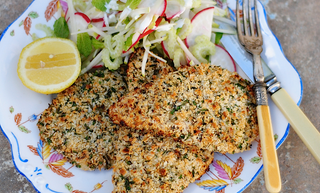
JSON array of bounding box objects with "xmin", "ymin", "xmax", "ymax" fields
[{"xmin": 236, "ymin": 0, "xmax": 281, "ymax": 192}]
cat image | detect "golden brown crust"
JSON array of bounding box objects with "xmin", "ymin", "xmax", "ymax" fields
[
  {"xmin": 109, "ymin": 64, "xmax": 259, "ymax": 154},
  {"xmin": 37, "ymin": 69, "xmax": 127, "ymax": 170},
  {"xmin": 126, "ymin": 47, "xmax": 174, "ymax": 92},
  {"xmin": 111, "ymin": 54, "xmax": 214, "ymax": 192},
  {"xmin": 111, "ymin": 128, "xmax": 214, "ymax": 193}
]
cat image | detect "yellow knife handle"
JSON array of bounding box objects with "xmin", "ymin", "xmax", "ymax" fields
[
  {"xmin": 257, "ymin": 105, "xmax": 282, "ymax": 193},
  {"xmin": 271, "ymin": 88, "xmax": 320, "ymax": 164}
]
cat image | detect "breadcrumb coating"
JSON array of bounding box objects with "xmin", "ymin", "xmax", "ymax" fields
[
  {"xmin": 112, "ymin": 128, "xmax": 213, "ymax": 193},
  {"xmin": 37, "ymin": 70, "xmax": 127, "ymax": 170},
  {"xmin": 127, "ymin": 47, "xmax": 174, "ymax": 92},
  {"xmin": 109, "ymin": 64, "xmax": 259, "ymax": 154}
]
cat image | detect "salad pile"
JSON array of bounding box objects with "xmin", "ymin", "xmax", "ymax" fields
[{"xmin": 34, "ymin": 0, "xmax": 237, "ymax": 76}]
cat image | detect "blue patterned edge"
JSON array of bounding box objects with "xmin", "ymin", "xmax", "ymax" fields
[
  {"xmin": 0, "ymin": 1, "xmax": 41, "ymax": 192},
  {"xmin": 0, "ymin": 125, "xmax": 41, "ymax": 193},
  {"xmin": 236, "ymin": 1, "xmax": 303, "ymax": 192},
  {"xmin": 12, "ymin": 132, "xmax": 29, "ymax": 162},
  {"xmin": 0, "ymin": 0, "xmax": 303, "ymax": 193}
]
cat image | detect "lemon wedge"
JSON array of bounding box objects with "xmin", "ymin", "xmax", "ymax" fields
[{"xmin": 17, "ymin": 37, "xmax": 81, "ymax": 94}]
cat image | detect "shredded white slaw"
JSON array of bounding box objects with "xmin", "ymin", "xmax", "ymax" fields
[{"xmin": 58, "ymin": 0, "xmax": 234, "ymax": 73}]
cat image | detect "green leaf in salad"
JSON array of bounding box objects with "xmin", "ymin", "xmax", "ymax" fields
[
  {"xmin": 215, "ymin": 32, "xmax": 223, "ymax": 44},
  {"xmin": 123, "ymin": 17, "xmax": 131, "ymax": 25},
  {"xmin": 124, "ymin": 33, "xmax": 134, "ymax": 51},
  {"xmin": 92, "ymin": 38, "xmax": 105, "ymax": 49},
  {"xmin": 125, "ymin": 0, "xmax": 142, "ymax": 9},
  {"xmin": 92, "ymin": 0, "xmax": 110, "ymax": 12},
  {"xmin": 53, "ymin": 17, "xmax": 70, "ymax": 38},
  {"xmin": 77, "ymin": 32, "xmax": 93, "ymax": 57}
]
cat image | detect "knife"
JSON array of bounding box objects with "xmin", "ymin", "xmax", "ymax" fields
[{"xmin": 218, "ymin": 23, "xmax": 320, "ymax": 165}]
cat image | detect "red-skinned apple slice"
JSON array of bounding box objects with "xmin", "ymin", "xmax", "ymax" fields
[
  {"xmin": 210, "ymin": 44, "xmax": 236, "ymax": 72},
  {"xmin": 165, "ymin": 0, "xmax": 185, "ymax": 19},
  {"xmin": 141, "ymin": 17, "xmax": 163, "ymax": 36},
  {"xmin": 125, "ymin": 17, "xmax": 163, "ymax": 52},
  {"xmin": 124, "ymin": 0, "xmax": 167, "ymax": 52},
  {"xmin": 91, "ymin": 17, "xmax": 104, "ymax": 22},
  {"xmin": 90, "ymin": 18, "xmax": 106, "ymax": 39},
  {"xmin": 92, "ymin": 64, "xmax": 104, "ymax": 69},
  {"xmin": 185, "ymin": 7, "xmax": 215, "ymax": 48},
  {"xmin": 161, "ymin": 41, "xmax": 170, "ymax": 58},
  {"xmin": 138, "ymin": 0, "xmax": 167, "ymax": 16},
  {"xmin": 74, "ymin": 12, "xmax": 90, "ymax": 30}
]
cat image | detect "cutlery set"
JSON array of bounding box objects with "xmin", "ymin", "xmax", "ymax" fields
[
  {"xmin": 1, "ymin": 0, "xmax": 319, "ymax": 192},
  {"xmin": 226, "ymin": 0, "xmax": 320, "ymax": 192}
]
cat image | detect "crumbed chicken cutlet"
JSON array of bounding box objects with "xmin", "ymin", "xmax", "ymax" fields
[
  {"xmin": 111, "ymin": 51, "xmax": 213, "ymax": 192},
  {"xmin": 109, "ymin": 64, "xmax": 259, "ymax": 154},
  {"xmin": 112, "ymin": 128, "xmax": 214, "ymax": 193},
  {"xmin": 37, "ymin": 70, "xmax": 127, "ymax": 170},
  {"xmin": 127, "ymin": 47, "xmax": 174, "ymax": 92}
]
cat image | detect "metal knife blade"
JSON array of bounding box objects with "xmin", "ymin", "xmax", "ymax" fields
[
  {"xmin": 218, "ymin": 21, "xmax": 320, "ymax": 165},
  {"xmin": 218, "ymin": 23, "xmax": 275, "ymax": 84}
]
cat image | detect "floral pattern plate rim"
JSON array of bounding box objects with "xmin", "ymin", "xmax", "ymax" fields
[{"xmin": 0, "ymin": 0, "xmax": 302, "ymax": 193}]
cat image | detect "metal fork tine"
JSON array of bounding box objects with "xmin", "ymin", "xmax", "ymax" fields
[
  {"xmin": 242, "ymin": 0, "xmax": 249, "ymax": 36},
  {"xmin": 254, "ymin": 0, "xmax": 262, "ymax": 37},
  {"xmin": 236, "ymin": 0, "xmax": 242, "ymax": 37},
  {"xmin": 248, "ymin": 0, "xmax": 254, "ymax": 36}
]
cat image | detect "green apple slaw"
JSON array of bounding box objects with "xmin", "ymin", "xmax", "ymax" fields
[{"xmin": 34, "ymin": 0, "xmax": 236, "ymax": 76}]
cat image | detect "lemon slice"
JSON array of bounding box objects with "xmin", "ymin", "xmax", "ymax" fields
[{"xmin": 17, "ymin": 37, "xmax": 81, "ymax": 94}]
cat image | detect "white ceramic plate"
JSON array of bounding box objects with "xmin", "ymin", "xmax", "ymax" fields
[{"xmin": 0, "ymin": 0, "xmax": 302, "ymax": 192}]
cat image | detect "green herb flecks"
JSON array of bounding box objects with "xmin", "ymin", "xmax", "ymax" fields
[
  {"xmin": 170, "ymin": 100, "xmax": 189, "ymax": 115},
  {"xmin": 124, "ymin": 177, "xmax": 134, "ymax": 191}
]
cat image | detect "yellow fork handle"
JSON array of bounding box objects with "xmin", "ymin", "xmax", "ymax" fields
[
  {"xmin": 271, "ymin": 88, "xmax": 320, "ymax": 164},
  {"xmin": 257, "ymin": 105, "xmax": 282, "ymax": 193}
]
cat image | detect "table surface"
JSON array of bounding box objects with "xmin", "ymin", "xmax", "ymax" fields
[{"xmin": 1, "ymin": 0, "xmax": 320, "ymax": 192}]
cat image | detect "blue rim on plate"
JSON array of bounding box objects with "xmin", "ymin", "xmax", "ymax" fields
[
  {"xmin": 0, "ymin": 0, "xmax": 302, "ymax": 192},
  {"xmin": 0, "ymin": 1, "xmax": 40, "ymax": 192}
]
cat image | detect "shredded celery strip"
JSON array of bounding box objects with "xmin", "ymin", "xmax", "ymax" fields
[
  {"xmin": 102, "ymin": 48, "xmax": 123, "ymax": 70},
  {"xmin": 35, "ymin": 24, "xmax": 55, "ymax": 37},
  {"xmin": 103, "ymin": 34, "xmax": 124, "ymax": 59},
  {"xmin": 190, "ymin": 35, "xmax": 215, "ymax": 63},
  {"xmin": 176, "ymin": 36, "xmax": 200, "ymax": 65}
]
